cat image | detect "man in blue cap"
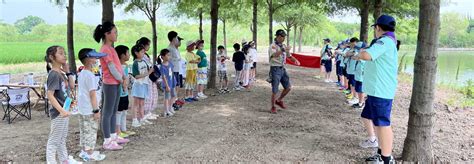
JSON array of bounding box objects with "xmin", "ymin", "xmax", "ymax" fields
[{"xmin": 354, "ymin": 14, "xmax": 398, "ymax": 163}]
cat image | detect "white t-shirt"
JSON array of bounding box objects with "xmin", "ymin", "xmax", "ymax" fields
[
  {"xmin": 180, "ymin": 59, "xmax": 187, "ymax": 78},
  {"xmin": 217, "ymin": 52, "xmax": 227, "ymax": 71},
  {"xmin": 249, "ymin": 48, "xmax": 258, "ymax": 63},
  {"xmin": 168, "ymin": 45, "xmax": 181, "ymax": 73},
  {"xmin": 78, "ymin": 70, "xmax": 98, "ymax": 115}
]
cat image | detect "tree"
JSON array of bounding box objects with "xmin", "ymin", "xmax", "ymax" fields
[
  {"xmin": 218, "ymin": 0, "xmax": 245, "ymax": 49},
  {"xmin": 401, "ymin": 0, "xmax": 440, "ymax": 162},
  {"xmin": 50, "ymin": 0, "xmax": 76, "ymax": 73},
  {"xmin": 120, "ymin": 0, "xmax": 163, "ymax": 64},
  {"xmin": 173, "ymin": 0, "xmax": 209, "ymax": 40},
  {"xmin": 265, "ymin": 0, "xmax": 303, "ymax": 45},
  {"xmin": 373, "ymin": 0, "xmax": 384, "ymax": 20},
  {"xmin": 208, "ymin": 0, "xmax": 218, "ymax": 88},
  {"xmin": 252, "ymin": 0, "xmax": 258, "ymax": 48},
  {"xmin": 14, "ymin": 15, "xmax": 45, "ymax": 34},
  {"xmin": 102, "ymin": 0, "xmax": 114, "ymax": 23}
]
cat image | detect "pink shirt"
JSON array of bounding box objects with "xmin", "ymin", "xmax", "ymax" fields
[{"xmin": 99, "ymin": 45, "xmax": 123, "ymax": 85}]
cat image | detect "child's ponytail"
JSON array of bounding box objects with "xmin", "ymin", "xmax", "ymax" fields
[{"xmin": 93, "ymin": 21, "xmax": 116, "ymax": 43}]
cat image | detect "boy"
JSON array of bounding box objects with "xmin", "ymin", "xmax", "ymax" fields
[
  {"xmin": 232, "ymin": 43, "xmax": 245, "ymax": 91},
  {"xmin": 77, "ymin": 48, "xmax": 107, "ymax": 161},
  {"xmin": 320, "ymin": 38, "xmax": 333, "ymax": 82},
  {"xmin": 345, "ymin": 37, "xmax": 359, "ymax": 102},
  {"xmin": 159, "ymin": 49, "xmax": 177, "ymax": 117},
  {"xmin": 352, "ymin": 41, "xmax": 367, "ymax": 109},
  {"xmin": 217, "ymin": 45, "xmax": 230, "ymax": 93},
  {"xmin": 184, "ymin": 41, "xmax": 200, "ymax": 102}
]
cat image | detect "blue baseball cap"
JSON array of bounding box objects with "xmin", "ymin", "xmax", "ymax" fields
[
  {"xmin": 371, "ymin": 14, "xmax": 396, "ymax": 29},
  {"xmin": 79, "ymin": 49, "xmax": 106, "ymax": 61}
]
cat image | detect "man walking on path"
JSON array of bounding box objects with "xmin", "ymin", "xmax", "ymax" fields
[{"xmin": 268, "ymin": 29, "xmax": 300, "ymax": 114}]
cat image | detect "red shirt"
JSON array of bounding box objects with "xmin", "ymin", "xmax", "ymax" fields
[{"xmin": 99, "ymin": 45, "xmax": 123, "ymax": 85}]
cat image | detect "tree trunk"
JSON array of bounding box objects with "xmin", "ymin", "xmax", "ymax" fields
[
  {"xmin": 199, "ymin": 8, "xmax": 203, "ymax": 40},
  {"xmin": 293, "ymin": 24, "xmax": 297, "ymax": 53},
  {"xmin": 298, "ymin": 26, "xmax": 303, "ymax": 52},
  {"xmin": 401, "ymin": 0, "xmax": 440, "ymax": 162},
  {"xmin": 359, "ymin": 0, "xmax": 370, "ymax": 43},
  {"xmin": 101, "ymin": 0, "xmax": 114, "ymax": 23},
  {"xmin": 67, "ymin": 0, "xmax": 76, "ymax": 73},
  {"xmin": 208, "ymin": 0, "xmax": 218, "ymax": 89},
  {"xmin": 373, "ymin": 0, "xmax": 384, "ymax": 21},
  {"xmin": 286, "ymin": 23, "xmax": 291, "ymax": 47},
  {"xmin": 268, "ymin": 0, "xmax": 273, "ymax": 46},
  {"xmin": 252, "ymin": 0, "xmax": 258, "ymax": 49},
  {"xmin": 151, "ymin": 16, "xmax": 158, "ymax": 64},
  {"xmin": 222, "ymin": 19, "xmax": 227, "ymax": 49}
]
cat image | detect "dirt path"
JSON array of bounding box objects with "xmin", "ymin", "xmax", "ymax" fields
[{"xmin": 1, "ymin": 61, "xmax": 473, "ymax": 163}]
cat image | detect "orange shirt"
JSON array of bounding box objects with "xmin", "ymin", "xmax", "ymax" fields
[{"xmin": 99, "ymin": 45, "xmax": 123, "ymax": 85}]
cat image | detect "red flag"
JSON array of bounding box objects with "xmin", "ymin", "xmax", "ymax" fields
[{"xmin": 286, "ymin": 53, "xmax": 321, "ymax": 69}]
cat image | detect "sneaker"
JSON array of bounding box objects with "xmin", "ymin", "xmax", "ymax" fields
[
  {"xmin": 224, "ymin": 88, "xmax": 231, "ymax": 93},
  {"xmin": 346, "ymin": 94, "xmax": 353, "ymax": 99},
  {"xmin": 89, "ymin": 151, "xmax": 106, "ymax": 161},
  {"xmin": 365, "ymin": 154, "xmax": 395, "ymax": 164},
  {"xmin": 359, "ymin": 139, "xmax": 379, "ymax": 148},
  {"xmin": 343, "ymin": 90, "xmax": 351, "ymax": 94},
  {"xmin": 131, "ymin": 119, "xmax": 141, "ymax": 128},
  {"xmin": 103, "ymin": 141, "xmax": 123, "ymax": 151},
  {"xmin": 324, "ymin": 79, "xmax": 329, "ymax": 83},
  {"xmin": 275, "ymin": 100, "xmax": 287, "ymax": 109},
  {"xmin": 79, "ymin": 150, "xmax": 91, "ymax": 162},
  {"xmin": 115, "ymin": 136, "xmax": 130, "ymax": 144},
  {"xmin": 352, "ymin": 103, "xmax": 365, "ymax": 110},
  {"xmin": 67, "ymin": 155, "xmax": 83, "ymax": 164},
  {"xmin": 176, "ymin": 100, "xmax": 185, "ymax": 105},
  {"xmin": 314, "ymin": 75, "xmax": 321, "ymax": 79},
  {"xmin": 141, "ymin": 119, "xmax": 153, "ymax": 125},
  {"xmin": 338, "ymin": 87, "xmax": 345, "ymax": 90},
  {"xmin": 328, "ymin": 79, "xmax": 333, "ymax": 83},
  {"xmin": 347, "ymin": 98, "xmax": 359, "ymax": 105},
  {"xmin": 234, "ymin": 87, "xmax": 242, "ymax": 91},
  {"xmin": 270, "ymin": 106, "xmax": 277, "ymax": 114},
  {"xmin": 118, "ymin": 132, "xmax": 129, "ymax": 138},
  {"xmin": 147, "ymin": 115, "xmax": 158, "ymax": 120},
  {"xmin": 218, "ymin": 89, "xmax": 225, "ymax": 94},
  {"xmin": 199, "ymin": 93, "xmax": 208, "ymax": 99},
  {"xmin": 184, "ymin": 98, "xmax": 193, "ymax": 103},
  {"xmin": 191, "ymin": 97, "xmax": 199, "ymax": 101},
  {"xmin": 123, "ymin": 131, "xmax": 136, "ymax": 136},
  {"xmin": 164, "ymin": 111, "xmax": 174, "ymax": 117}
]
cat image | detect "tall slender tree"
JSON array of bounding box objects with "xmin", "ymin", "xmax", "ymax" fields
[
  {"xmin": 402, "ymin": 0, "xmax": 440, "ymax": 162},
  {"xmin": 66, "ymin": 0, "xmax": 75, "ymax": 73},
  {"xmin": 209, "ymin": 0, "xmax": 218, "ymax": 88},
  {"xmin": 102, "ymin": 0, "xmax": 114, "ymax": 23}
]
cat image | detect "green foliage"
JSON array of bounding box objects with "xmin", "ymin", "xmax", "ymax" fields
[{"xmin": 14, "ymin": 15, "xmax": 45, "ymax": 34}]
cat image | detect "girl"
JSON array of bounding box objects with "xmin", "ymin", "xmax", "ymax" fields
[
  {"xmin": 45, "ymin": 45, "xmax": 81, "ymax": 164},
  {"xmin": 93, "ymin": 21, "xmax": 129, "ymax": 151},
  {"xmin": 248, "ymin": 41, "xmax": 258, "ymax": 82},
  {"xmin": 136, "ymin": 37, "xmax": 159, "ymax": 120},
  {"xmin": 241, "ymin": 44, "xmax": 252, "ymax": 90},
  {"xmin": 184, "ymin": 41, "xmax": 200, "ymax": 102},
  {"xmin": 131, "ymin": 44, "xmax": 154, "ymax": 126},
  {"xmin": 195, "ymin": 40, "xmax": 208, "ymax": 99},
  {"xmin": 159, "ymin": 49, "xmax": 177, "ymax": 117}
]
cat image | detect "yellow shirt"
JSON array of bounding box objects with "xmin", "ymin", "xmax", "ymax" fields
[{"xmin": 185, "ymin": 51, "xmax": 199, "ymax": 70}]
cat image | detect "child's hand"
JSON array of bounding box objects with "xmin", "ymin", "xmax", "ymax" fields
[
  {"xmin": 148, "ymin": 68, "xmax": 154, "ymax": 75},
  {"xmin": 294, "ymin": 60, "xmax": 301, "ymax": 66},
  {"xmin": 94, "ymin": 113, "xmax": 101, "ymax": 120},
  {"xmin": 166, "ymin": 86, "xmax": 170, "ymax": 92},
  {"xmin": 60, "ymin": 111, "xmax": 71, "ymax": 118}
]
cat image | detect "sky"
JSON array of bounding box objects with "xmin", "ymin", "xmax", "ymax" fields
[{"xmin": 0, "ymin": 0, "xmax": 473, "ymax": 25}]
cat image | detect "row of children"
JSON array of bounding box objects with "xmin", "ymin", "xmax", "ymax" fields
[{"xmin": 320, "ymin": 14, "xmax": 400, "ymax": 163}]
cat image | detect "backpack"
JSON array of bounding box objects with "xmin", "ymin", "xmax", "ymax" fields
[{"xmin": 149, "ymin": 64, "xmax": 161, "ymax": 82}]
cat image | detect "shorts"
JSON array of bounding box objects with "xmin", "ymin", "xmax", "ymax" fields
[
  {"xmin": 173, "ymin": 72, "xmax": 183, "ymax": 88},
  {"xmin": 324, "ymin": 60, "xmax": 332, "ymax": 72},
  {"xmin": 197, "ymin": 67, "xmax": 208, "ymax": 85},
  {"xmin": 361, "ymin": 96, "xmax": 393, "ymax": 126},
  {"xmin": 347, "ymin": 74, "xmax": 356, "ymax": 87},
  {"xmin": 118, "ymin": 96, "xmax": 129, "ymax": 111},
  {"xmin": 164, "ymin": 88, "xmax": 176, "ymax": 100},
  {"xmin": 185, "ymin": 69, "xmax": 197, "ymax": 90},
  {"xmin": 336, "ymin": 61, "xmax": 343, "ymax": 76},
  {"xmin": 270, "ymin": 66, "xmax": 291, "ymax": 94},
  {"xmin": 355, "ymin": 81, "xmax": 363, "ymax": 93},
  {"xmin": 251, "ymin": 62, "xmax": 257, "ymax": 69},
  {"xmin": 218, "ymin": 70, "xmax": 228, "ymax": 81},
  {"xmin": 131, "ymin": 83, "xmax": 149, "ymax": 99}
]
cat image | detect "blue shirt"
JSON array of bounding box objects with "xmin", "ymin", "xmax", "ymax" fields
[
  {"xmin": 346, "ymin": 48, "xmax": 358, "ymax": 75},
  {"xmin": 363, "ymin": 36, "xmax": 398, "ymax": 99},
  {"xmin": 160, "ymin": 62, "xmax": 177, "ymax": 90},
  {"xmin": 354, "ymin": 60, "xmax": 366, "ymax": 82},
  {"xmin": 340, "ymin": 48, "xmax": 350, "ymax": 67},
  {"xmin": 119, "ymin": 65, "xmax": 129, "ymax": 97}
]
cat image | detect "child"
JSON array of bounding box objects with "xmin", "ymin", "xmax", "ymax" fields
[
  {"xmin": 159, "ymin": 49, "xmax": 177, "ymax": 117},
  {"xmin": 184, "ymin": 41, "xmax": 200, "ymax": 102},
  {"xmin": 335, "ymin": 42, "xmax": 345, "ymax": 87},
  {"xmin": 45, "ymin": 45, "xmax": 81, "ymax": 164},
  {"xmin": 217, "ymin": 45, "xmax": 230, "ymax": 93},
  {"xmin": 136, "ymin": 37, "xmax": 159, "ymax": 121},
  {"xmin": 115, "ymin": 45, "xmax": 136, "ymax": 138},
  {"xmin": 320, "ymin": 38, "xmax": 332, "ymax": 82},
  {"xmin": 248, "ymin": 41, "xmax": 258, "ymax": 82},
  {"xmin": 241, "ymin": 44, "xmax": 252, "ymax": 90},
  {"xmin": 345, "ymin": 37, "xmax": 359, "ymax": 103},
  {"xmin": 351, "ymin": 41, "xmax": 367, "ymax": 109},
  {"xmin": 94, "ymin": 21, "xmax": 128, "ymax": 150},
  {"xmin": 196, "ymin": 40, "xmax": 208, "ymax": 99},
  {"xmin": 232, "ymin": 43, "xmax": 245, "ymax": 91},
  {"xmin": 131, "ymin": 44, "xmax": 154, "ymax": 127},
  {"xmin": 77, "ymin": 48, "xmax": 107, "ymax": 161}
]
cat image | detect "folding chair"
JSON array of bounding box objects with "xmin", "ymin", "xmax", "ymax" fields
[
  {"xmin": 2, "ymin": 88, "xmax": 31, "ymax": 124},
  {"xmin": 0, "ymin": 73, "xmax": 10, "ymax": 100}
]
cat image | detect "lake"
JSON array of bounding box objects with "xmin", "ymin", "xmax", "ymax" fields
[{"xmin": 400, "ymin": 51, "xmax": 474, "ymax": 86}]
